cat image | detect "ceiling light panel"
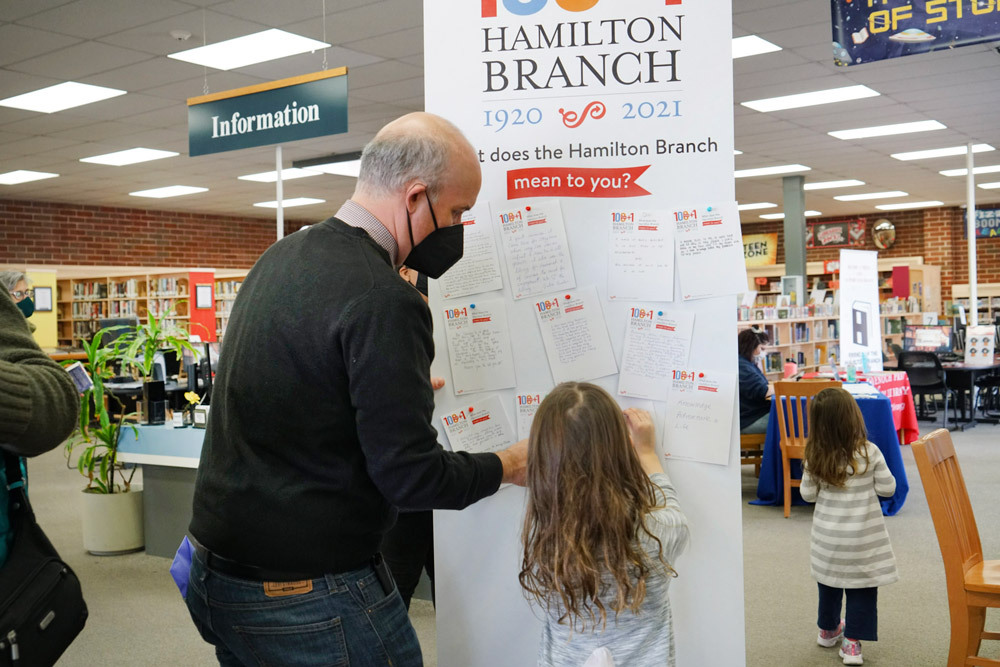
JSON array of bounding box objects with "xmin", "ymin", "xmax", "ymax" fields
[
  {"xmin": 875, "ymin": 201, "xmax": 944, "ymax": 210},
  {"xmin": 979, "ymin": 182, "xmax": 1000, "ymax": 190},
  {"xmin": 759, "ymin": 211, "xmax": 822, "ymax": 220},
  {"xmin": 80, "ymin": 148, "xmax": 178, "ymax": 166},
  {"xmin": 238, "ymin": 168, "xmax": 324, "ymax": 183},
  {"xmin": 303, "ymin": 159, "xmax": 361, "ymax": 178},
  {"xmin": 129, "ymin": 186, "xmax": 208, "ymax": 198},
  {"xmin": 742, "ymin": 85, "xmax": 879, "ymax": 113},
  {"xmin": 940, "ymin": 165, "xmax": 1000, "ymax": 177},
  {"xmin": 738, "ymin": 202, "xmax": 777, "ymax": 211},
  {"xmin": 0, "ymin": 170, "xmax": 59, "ymax": 185},
  {"xmin": 168, "ymin": 29, "xmax": 331, "ymax": 71},
  {"xmin": 253, "ymin": 197, "xmax": 326, "ymax": 208},
  {"xmin": 834, "ymin": 191, "xmax": 908, "ymax": 201},
  {"xmin": 828, "ymin": 120, "xmax": 946, "ymax": 140},
  {"xmin": 732, "ymin": 35, "xmax": 782, "ymax": 59},
  {"xmin": 803, "ymin": 179, "xmax": 865, "ymax": 190},
  {"xmin": 891, "ymin": 144, "xmax": 994, "ymax": 161},
  {"xmin": 734, "ymin": 164, "xmax": 810, "ymax": 178},
  {"xmin": 0, "ymin": 82, "xmax": 126, "ymax": 113}
]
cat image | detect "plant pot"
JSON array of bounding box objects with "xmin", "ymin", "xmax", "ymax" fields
[
  {"xmin": 142, "ymin": 379, "xmax": 167, "ymax": 425},
  {"xmin": 81, "ymin": 488, "xmax": 144, "ymax": 556}
]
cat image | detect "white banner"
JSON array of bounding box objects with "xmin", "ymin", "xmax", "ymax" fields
[
  {"xmin": 839, "ymin": 249, "xmax": 883, "ymax": 372},
  {"xmin": 426, "ymin": 1, "xmax": 743, "ymax": 665}
]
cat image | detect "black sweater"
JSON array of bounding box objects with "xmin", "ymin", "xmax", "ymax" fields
[{"xmin": 190, "ymin": 218, "xmax": 503, "ymax": 574}]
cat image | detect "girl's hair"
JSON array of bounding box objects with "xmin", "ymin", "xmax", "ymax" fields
[
  {"xmin": 804, "ymin": 387, "xmax": 870, "ymax": 487},
  {"xmin": 519, "ymin": 382, "xmax": 672, "ymax": 631},
  {"xmin": 738, "ymin": 327, "xmax": 769, "ymax": 360}
]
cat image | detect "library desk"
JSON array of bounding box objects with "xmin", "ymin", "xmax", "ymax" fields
[{"xmin": 750, "ymin": 392, "xmax": 909, "ymax": 516}]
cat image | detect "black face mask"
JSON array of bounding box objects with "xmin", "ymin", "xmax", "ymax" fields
[{"xmin": 404, "ymin": 191, "xmax": 464, "ymax": 279}]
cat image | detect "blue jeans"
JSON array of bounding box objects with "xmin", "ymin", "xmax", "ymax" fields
[{"xmin": 186, "ymin": 549, "xmax": 423, "ymax": 666}]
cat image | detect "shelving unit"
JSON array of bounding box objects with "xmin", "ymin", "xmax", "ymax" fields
[
  {"xmin": 951, "ymin": 283, "xmax": 1000, "ymax": 324},
  {"xmin": 738, "ymin": 314, "xmax": 840, "ymax": 380},
  {"xmin": 214, "ymin": 271, "xmax": 248, "ymax": 340}
]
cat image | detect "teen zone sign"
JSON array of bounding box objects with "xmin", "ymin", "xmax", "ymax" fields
[
  {"xmin": 742, "ymin": 233, "xmax": 778, "ymax": 266},
  {"xmin": 187, "ymin": 68, "xmax": 348, "ymax": 157}
]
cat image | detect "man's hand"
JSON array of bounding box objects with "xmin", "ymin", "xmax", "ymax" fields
[{"xmin": 497, "ymin": 438, "xmax": 528, "ymax": 486}]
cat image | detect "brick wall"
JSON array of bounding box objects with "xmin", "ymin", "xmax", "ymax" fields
[
  {"xmin": 0, "ymin": 199, "xmax": 312, "ymax": 269},
  {"xmin": 742, "ymin": 203, "xmax": 1000, "ymax": 296}
]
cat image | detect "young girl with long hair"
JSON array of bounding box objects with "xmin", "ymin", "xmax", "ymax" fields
[
  {"xmin": 800, "ymin": 387, "xmax": 898, "ymax": 666},
  {"xmin": 520, "ymin": 382, "xmax": 689, "ymax": 667}
]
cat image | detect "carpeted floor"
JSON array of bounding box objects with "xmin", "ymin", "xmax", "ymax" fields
[{"xmin": 28, "ymin": 421, "xmax": 1000, "ymax": 666}]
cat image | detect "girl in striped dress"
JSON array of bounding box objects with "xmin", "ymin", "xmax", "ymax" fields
[{"xmin": 800, "ymin": 387, "xmax": 898, "ymax": 666}]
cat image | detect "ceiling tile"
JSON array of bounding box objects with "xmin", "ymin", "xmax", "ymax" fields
[
  {"xmin": 18, "ymin": 0, "xmax": 194, "ymax": 40},
  {"xmin": 0, "ymin": 25, "xmax": 81, "ymax": 67},
  {"xmin": 7, "ymin": 41, "xmax": 154, "ymax": 80}
]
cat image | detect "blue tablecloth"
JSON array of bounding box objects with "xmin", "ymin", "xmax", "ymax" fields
[{"xmin": 751, "ymin": 393, "xmax": 909, "ymax": 515}]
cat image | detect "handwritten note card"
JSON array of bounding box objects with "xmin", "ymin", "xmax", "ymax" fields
[
  {"xmin": 440, "ymin": 394, "xmax": 516, "ymax": 455},
  {"xmin": 673, "ymin": 201, "xmax": 747, "ymax": 301},
  {"xmin": 443, "ymin": 298, "xmax": 516, "ymax": 395},
  {"xmin": 534, "ymin": 285, "xmax": 618, "ymax": 384},
  {"xmin": 514, "ymin": 391, "xmax": 548, "ymax": 440},
  {"xmin": 493, "ymin": 198, "xmax": 575, "ymax": 300},
  {"xmin": 607, "ymin": 210, "xmax": 674, "ymax": 301},
  {"xmin": 618, "ymin": 307, "xmax": 694, "ymax": 401},
  {"xmin": 438, "ymin": 204, "xmax": 504, "ymax": 299},
  {"xmin": 662, "ymin": 369, "xmax": 736, "ymax": 466}
]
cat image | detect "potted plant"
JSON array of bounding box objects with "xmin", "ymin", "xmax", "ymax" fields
[
  {"xmin": 65, "ymin": 326, "xmax": 144, "ymax": 555},
  {"xmin": 120, "ymin": 304, "xmax": 198, "ymax": 425}
]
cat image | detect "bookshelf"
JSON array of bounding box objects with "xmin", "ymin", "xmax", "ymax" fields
[
  {"xmin": 214, "ymin": 271, "xmax": 248, "ymax": 340},
  {"xmin": 951, "ymin": 283, "xmax": 1000, "ymax": 324}
]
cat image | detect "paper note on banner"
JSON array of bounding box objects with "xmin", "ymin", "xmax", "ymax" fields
[
  {"xmin": 438, "ymin": 204, "xmax": 504, "ymax": 299},
  {"xmin": 515, "ymin": 391, "xmax": 548, "ymax": 440},
  {"xmin": 608, "ymin": 210, "xmax": 674, "ymax": 301},
  {"xmin": 618, "ymin": 307, "xmax": 694, "ymax": 401},
  {"xmin": 662, "ymin": 369, "xmax": 736, "ymax": 466},
  {"xmin": 674, "ymin": 202, "xmax": 747, "ymax": 301},
  {"xmin": 443, "ymin": 298, "xmax": 516, "ymax": 395},
  {"xmin": 534, "ymin": 285, "xmax": 618, "ymax": 384},
  {"xmin": 440, "ymin": 394, "xmax": 516, "ymax": 455},
  {"xmin": 493, "ymin": 199, "xmax": 575, "ymax": 300}
]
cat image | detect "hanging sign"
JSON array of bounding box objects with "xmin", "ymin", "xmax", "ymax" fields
[
  {"xmin": 976, "ymin": 208, "xmax": 1000, "ymax": 239},
  {"xmin": 187, "ymin": 68, "xmax": 348, "ymax": 156},
  {"xmin": 806, "ymin": 219, "xmax": 866, "ymax": 249},
  {"xmin": 831, "ymin": 0, "xmax": 1000, "ymax": 66},
  {"xmin": 743, "ymin": 233, "xmax": 778, "ymax": 266}
]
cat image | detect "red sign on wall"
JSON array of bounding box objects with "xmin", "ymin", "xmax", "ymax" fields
[{"xmin": 806, "ymin": 219, "xmax": 866, "ymax": 249}]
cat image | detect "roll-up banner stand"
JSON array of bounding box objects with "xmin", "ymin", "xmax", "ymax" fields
[{"xmin": 425, "ymin": 1, "xmax": 745, "ymax": 665}]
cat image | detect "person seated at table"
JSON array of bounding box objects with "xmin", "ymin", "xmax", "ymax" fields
[{"xmin": 738, "ymin": 328, "xmax": 773, "ymax": 434}]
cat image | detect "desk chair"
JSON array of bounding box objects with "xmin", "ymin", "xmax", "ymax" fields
[
  {"xmin": 739, "ymin": 433, "xmax": 765, "ymax": 477},
  {"xmin": 912, "ymin": 429, "xmax": 1000, "ymax": 667},
  {"xmin": 772, "ymin": 380, "xmax": 841, "ymax": 518},
  {"xmin": 898, "ymin": 351, "xmax": 957, "ymax": 430}
]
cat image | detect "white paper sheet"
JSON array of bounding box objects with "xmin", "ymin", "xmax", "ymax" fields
[
  {"xmin": 514, "ymin": 391, "xmax": 548, "ymax": 440},
  {"xmin": 440, "ymin": 393, "xmax": 516, "ymax": 455},
  {"xmin": 607, "ymin": 209, "xmax": 674, "ymax": 301},
  {"xmin": 674, "ymin": 201, "xmax": 747, "ymax": 301},
  {"xmin": 493, "ymin": 199, "xmax": 575, "ymax": 300},
  {"xmin": 662, "ymin": 369, "xmax": 736, "ymax": 466},
  {"xmin": 534, "ymin": 285, "xmax": 618, "ymax": 384},
  {"xmin": 438, "ymin": 204, "xmax": 504, "ymax": 299},
  {"xmin": 617, "ymin": 307, "xmax": 695, "ymax": 401},
  {"xmin": 443, "ymin": 298, "xmax": 517, "ymax": 395}
]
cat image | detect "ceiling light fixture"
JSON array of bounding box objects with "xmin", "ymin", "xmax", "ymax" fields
[
  {"xmin": 0, "ymin": 82, "xmax": 126, "ymax": 114},
  {"xmin": 238, "ymin": 168, "xmax": 324, "ymax": 183},
  {"xmin": 939, "ymin": 165, "xmax": 1000, "ymax": 177},
  {"xmin": 734, "ymin": 164, "xmax": 810, "ymax": 178},
  {"xmin": 828, "ymin": 120, "xmax": 946, "ymax": 140},
  {"xmin": 742, "ymin": 85, "xmax": 879, "ymax": 113},
  {"xmin": 130, "ymin": 185, "xmax": 208, "ymax": 198},
  {"xmin": 733, "ymin": 149, "xmax": 743, "ymax": 155},
  {"xmin": 81, "ymin": 148, "xmax": 179, "ymax": 166},
  {"xmin": 875, "ymin": 201, "xmax": 944, "ymax": 210},
  {"xmin": 0, "ymin": 170, "xmax": 59, "ymax": 185},
  {"xmin": 732, "ymin": 35, "xmax": 782, "ymax": 59},
  {"xmin": 834, "ymin": 191, "xmax": 908, "ymax": 201},
  {"xmin": 168, "ymin": 28, "xmax": 330, "ymax": 71},
  {"xmin": 759, "ymin": 211, "xmax": 822, "ymax": 220},
  {"xmin": 978, "ymin": 182, "xmax": 1000, "ymax": 190},
  {"xmin": 737, "ymin": 202, "xmax": 777, "ymax": 211},
  {"xmin": 891, "ymin": 144, "xmax": 994, "ymax": 161},
  {"xmin": 803, "ymin": 179, "xmax": 866, "ymax": 190},
  {"xmin": 292, "ymin": 151, "xmax": 363, "ymax": 178},
  {"xmin": 254, "ymin": 197, "xmax": 326, "ymax": 209}
]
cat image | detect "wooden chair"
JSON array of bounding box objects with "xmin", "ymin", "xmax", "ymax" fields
[
  {"xmin": 772, "ymin": 380, "xmax": 841, "ymax": 518},
  {"xmin": 912, "ymin": 429, "xmax": 1000, "ymax": 667},
  {"xmin": 739, "ymin": 433, "xmax": 765, "ymax": 477}
]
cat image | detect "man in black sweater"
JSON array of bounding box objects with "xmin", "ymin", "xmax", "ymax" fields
[{"xmin": 186, "ymin": 112, "xmax": 527, "ymax": 666}]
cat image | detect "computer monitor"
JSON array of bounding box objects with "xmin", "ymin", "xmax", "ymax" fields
[
  {"xmin": 902, "ymin": 325, "xmax": 953, "ymax": 354},
  {"xmin": 160, "ymin": 349, "xmax": 181, "ymax": 378},
  {"xmin": 96, "ymin": 317, "xmax": 138, "ymax": 347}
]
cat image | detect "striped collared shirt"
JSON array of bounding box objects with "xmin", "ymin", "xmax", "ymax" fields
[{"xmin": 335, "ymin": 200, "xmax": 399, "ymax": 267}]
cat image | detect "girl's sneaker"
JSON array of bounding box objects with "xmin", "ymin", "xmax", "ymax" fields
[
  {"xmin": 817, "ymin": 620, "xmax": 845, "ymax": 647},
  {"xmin": 839, "ymin": 638, "xmax": 863, "ymax": 665}
]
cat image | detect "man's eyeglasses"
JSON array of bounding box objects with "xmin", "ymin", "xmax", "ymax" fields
[{"xmin": 9, "ymin": 289, "xmax": 34, "ymax": 301}]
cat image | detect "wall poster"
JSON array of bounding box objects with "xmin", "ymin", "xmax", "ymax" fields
[{"xmin": 425, "ymin": 1, "xmax": 744, "ymax": 665}]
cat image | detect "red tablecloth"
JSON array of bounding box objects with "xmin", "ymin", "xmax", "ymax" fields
[{"xmin": 800, "ymin": 371, "xmax": 920, "ymax": 444}]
